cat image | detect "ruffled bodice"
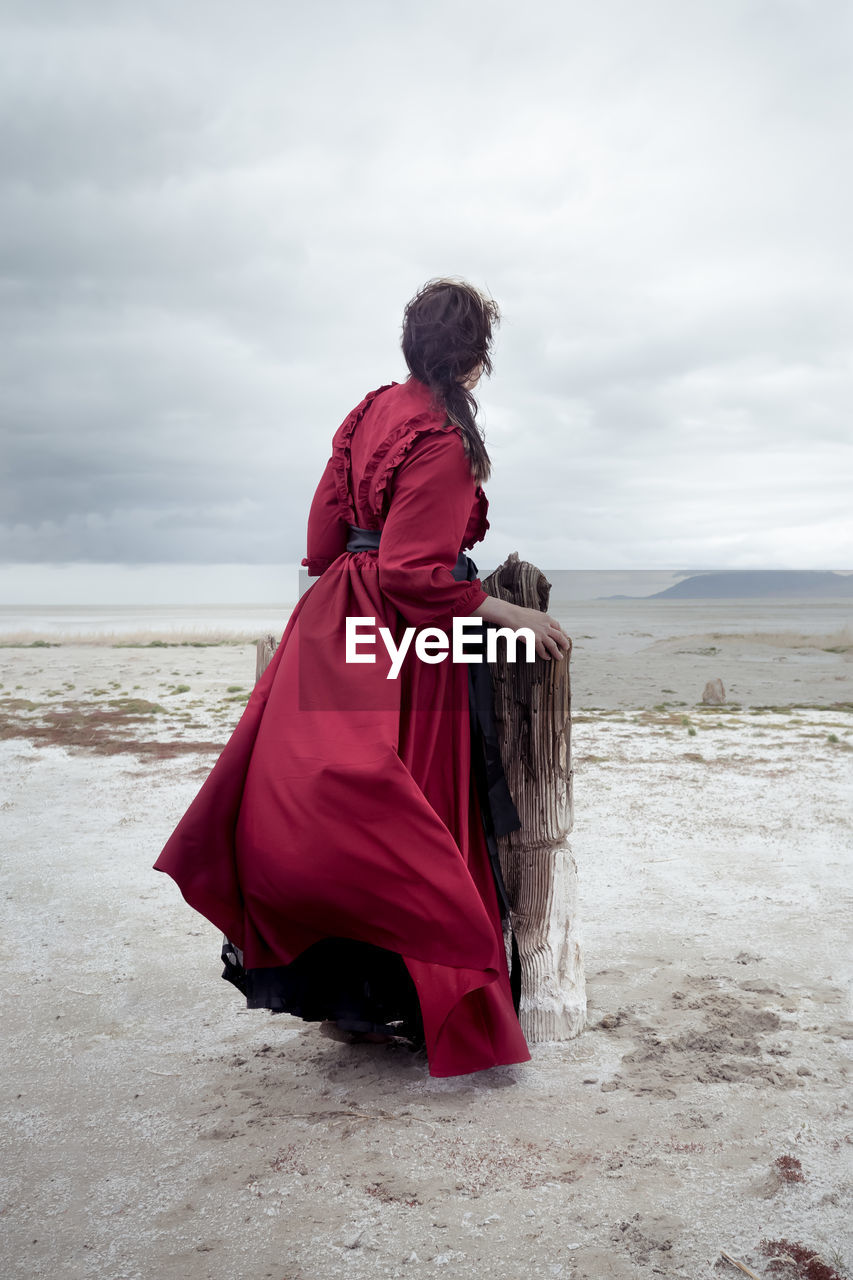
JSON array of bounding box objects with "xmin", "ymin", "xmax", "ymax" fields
[{"xmin": 332, "ymin": 378, "xmax": 490, "ymax": 546}]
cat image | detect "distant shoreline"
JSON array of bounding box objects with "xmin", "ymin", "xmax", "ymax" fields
[{"xmin": 0, "ymin": 633, "xmax": 267, "ymax": 649}]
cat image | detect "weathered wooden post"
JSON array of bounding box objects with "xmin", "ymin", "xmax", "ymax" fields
[
  {"xmin": 255, "ymin": 634, "xmax": 278, "ymax": 684},
  {"xmin": 482, "ymin": 553, "xmax": 586, "ymax": 1041}
]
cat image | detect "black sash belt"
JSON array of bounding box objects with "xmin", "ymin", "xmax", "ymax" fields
[
  {"xmin": 346, "ymin": 526, "xmax": 383, "ymax": 552},
  {"xmin": 347, "ymin": 525, "xmax": 470, "ymax": 582},
  {"xmin": 347, "ymin": 524, "xmax": 522, "ymax": 1010}
]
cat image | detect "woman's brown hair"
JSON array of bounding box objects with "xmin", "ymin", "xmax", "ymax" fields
[{"xmin": 401, "ymin": 278, "xmax": 499, "ymax": 483}]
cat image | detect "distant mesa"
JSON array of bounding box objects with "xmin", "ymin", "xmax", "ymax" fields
[{"xmin": 648, "ymin": 570, "xmax": 853, "ymax": 600}]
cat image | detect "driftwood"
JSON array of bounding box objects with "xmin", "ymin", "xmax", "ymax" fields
[
  {"xmin": 718, "ymin": 1253, "xmax": 762, "ymax": 1280},
  {"xmin": 482, "ymin": 552, "xmax": 586, "ymax": 1042}
]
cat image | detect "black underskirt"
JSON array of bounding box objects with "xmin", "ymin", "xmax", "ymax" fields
[{"xmin": 221, "ymin": 934, "xmax": 425, "ymax": 1043}]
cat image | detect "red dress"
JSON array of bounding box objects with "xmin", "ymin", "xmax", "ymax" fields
[{"xmin": 154, "ymin": 376, "xmax": 530, "ymax": 1077}]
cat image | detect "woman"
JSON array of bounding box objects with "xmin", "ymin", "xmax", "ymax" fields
[{"xmin": 155, "ymin": 278, "xmax": 570, "ymax": 1077}]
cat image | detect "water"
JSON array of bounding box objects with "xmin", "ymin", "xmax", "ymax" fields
[
  {"xmin": 0, "ymin": 595, "xmax": 849, "ymax": 650},
  {"xmin": 0, "ymin": 603, "xmax": 291, "ymax": 642}
]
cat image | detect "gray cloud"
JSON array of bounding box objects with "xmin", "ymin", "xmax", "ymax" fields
[{"xmin": 1, "ymin": 0, "xmax": 851, "ymax": 579}]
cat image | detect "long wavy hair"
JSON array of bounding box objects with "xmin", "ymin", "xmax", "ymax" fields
[{"xmin": 401, "ymin": 277, "xmax": 499, "ymax": 483}]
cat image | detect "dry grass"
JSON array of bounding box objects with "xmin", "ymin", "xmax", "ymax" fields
[{"xmin": 0, "ymin": 629, "xmax": 261, "ymax": 647}]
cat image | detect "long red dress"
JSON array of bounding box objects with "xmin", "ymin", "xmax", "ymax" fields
[{"xmin": 154, "ymin": 375, "xmax": 530, "ymax": 1077}]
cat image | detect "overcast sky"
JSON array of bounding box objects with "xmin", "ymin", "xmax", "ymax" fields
[{"xmin": 1, "ymin": 0, "xmax": 851, "ymax": 603}]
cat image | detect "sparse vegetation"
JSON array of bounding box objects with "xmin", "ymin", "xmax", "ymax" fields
[
  {"xmin": 0, "ymin": 694, "xmax": 221, "ymax": 758},
  {"xmin": 774, "ymin": 1154, "xmax": 805, "ymax": 1183},
  {"xmin": 107, "ymin": 698, "xmax": 164, "ymax": 715},
  {"xmin": 760, "ymin": 1237, "xmax": 845, "ymax": 1279}
]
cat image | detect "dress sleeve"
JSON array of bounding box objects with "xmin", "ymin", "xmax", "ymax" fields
[
  {"xmin": 378, "ymin": 430, "xmax": 489, "ymax": 629},
  {"xmin": 301, "ymin": 456, "xmax": 349, "ymax": 576}
]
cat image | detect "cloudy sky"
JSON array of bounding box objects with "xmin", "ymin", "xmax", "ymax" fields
[{"xmin": 1, "ymin": 0, "xmax": 851, "ymax": 603}]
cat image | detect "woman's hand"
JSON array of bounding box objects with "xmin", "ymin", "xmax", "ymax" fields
[
  {"xmin": 509, "ymin": 603, "xmax": 571, "ymax": 661},
  {"xmin": 472, "ymin": 596, "xmax": 571, "ymax": 661}
]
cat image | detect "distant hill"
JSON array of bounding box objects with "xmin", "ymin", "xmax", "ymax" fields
[
  {"xmin": 298, "ymin": 566, "xmax": 853, "ymax": 603},
  {"xmin": 648, "ymin": 571, "xmax": 853, "ymax": 600}
]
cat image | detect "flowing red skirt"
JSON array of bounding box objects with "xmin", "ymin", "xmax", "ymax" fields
[{"xmin": 154, "ymin": 553, "xmax": 530, "ymax": 1077}]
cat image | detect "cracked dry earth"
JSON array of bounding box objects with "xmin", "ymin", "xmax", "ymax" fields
[{"xmin": 0, "ymin": 643, "xmax": 851, "ymax": 1279}]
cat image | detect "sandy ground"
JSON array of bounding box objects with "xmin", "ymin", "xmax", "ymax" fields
[{"xmin": 0, "ymin": 629, "xmax": 851, "ymax": 1280}]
